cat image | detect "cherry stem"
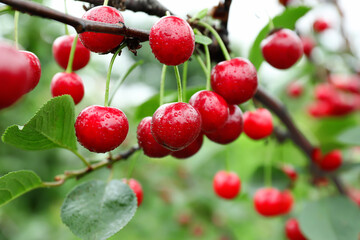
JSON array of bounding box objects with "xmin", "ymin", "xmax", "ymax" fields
[
  {"xmin": 268, "ymin": 16, "xmax": 275, "ymax": 30},
  {"xmin": 165, "ymin": 11, "xmax": 170, "ymax": 16},
  {"xmin": 194, "ymin": 54, "xmax": 208, "ymax": 80},
  {"xmin": 104, "ymin": 43, "xmax": 127, "ymax": 107},
  {"xmin": 65, "ymin": 34, "xmax": 78, "ymax": 73},
  {"xmin": 103, "ymin": 0, "xmax": 109, "ymax": 6},
  {"xmin": 194, "ymin": 28, "xmax": 211, "ymax": 90},
  {"xmin": 64, "ymin": 0, "xmax": 69, "ymax": 35},
  {"xmin": 14, "ymin": 11, "xmax": 19, "ymax": 49},
  {"xmin": 182, "ymin": 61, "xmax": 188, "ymax": 101},
  {"xmin": 71, "ymin": 150, "xmax": 91, "ymax": 167},
  {"xmin": 159, "ymin": 64, "xmax": 167, "ymax": 106},
  {"xmin": 225, "ymin": 147, "xmax": 230, "ymax": 171},
  {"xmin": 174, "ymin": 66, "xmax": 183, "ymax": 102},
  {"xmin": 127, "ymin": 151, "xmax": 141, "ymax": 179},
  {"xmin": 108, "ymin": 59, "xmax": 144, "ymax": 105},
  {"xmin": 198, "ymin": 21, "xmax": 231, "ymax": 61},
  {"xmin": 264, "ymin": 140, "xmax": 273, "ymax": 187}
]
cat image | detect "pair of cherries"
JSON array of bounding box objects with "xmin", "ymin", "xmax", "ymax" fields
[
  {"xmin": 312, "ymin": 148, "xmax": 342, "ymax": 171},
  {"xmin": 254, "ymin": 187, "xmax": 293, "ymax": 217},
  {"xmin": 0, "ymin": 43, "xmax": 41, "ymax": 110}
]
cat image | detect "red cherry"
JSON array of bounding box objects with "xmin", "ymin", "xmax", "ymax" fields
[
  {"xmin": 79, "ymin": 6, "xmax": 125, "ymax": 53},
  {"xmin": 254, "ymin": 187, "xmax": 283, "ymax": 217},
  {"xmin": 313, "ymin": 18, "xmax": 331, "ymax": 33},
  {"xmin": 213, "ymin": 170, "xmax": 241, "ymax": 199},
  {"xmin": 149, "ymin": 16, "xmax": 195, "ymax": 66},
  {"xmin": 122, "ymin": 178, "xmax": 143, "ymax": 207},
  {"xmin": 20, "ymin": 50, "xmax": 41, "ymax": 92},
  {"xmin": 261, "ymin": 29, "xmax": 303, "ymax": 69},
  {"xmin": 279, "ymin": 0, "xmax": 291, "ymax": 6},
  {"xmin": 211, "ymin": 57, "xmax": 258, "ymax": 105},
  {"xmin": 75, "ymin": 105, "xmax": 129, "ymax": 153},
  {"xmin": 282, "ymin": 165, "xmax": 298, "ymax": 182},
  {"xmin": 300, "ymin": 37, "xmax": 315, "ymax": 58},
  {"xmin": 50, "ymin": 72, "xmax": 84, "ymax": 105},
  {"xmin": 328, "ymin": 74, "xmax": 360, "ymax": 94},
  {"xmin": 151, "ymin": 102, "xmax": 202, "ymax": 151},
  {"xmin": 243, "ymin": 108, "xmax": 273, "ymax": 140},
  {"xmin": 0, "ymin": 43, "xmax": 30, "ymax": 110},
  {"xmin": 319, "ymin": 150, "xmax": 342, "ymax": 171},
  {"xmin": 137, "ymin": 117, "xmax": 171, "ymax": 158},
  {"xmin": 311, "ymin": 148, "xmax": 323, "ymax": 164},
  {"xmin": 287, "ymin": 81, "xmax": 303, "ymax": 98},
  {"xmin": 205, "ymin": 105, "xmax": 243, "ymax": 144},
  {"xmin": 189, "ymin": 90, "xmax": 229, "ymax": 132},
  {"xmin": 281, "ymin": 190, "xmax": 294, "ymax": 214},
  {"xmin": 285, "ymin": 218, "xmax": 307, "ymax": 240},
  {"xmin": 52, "ymin": 35, "xmax": 91, "ymax": 71},
  {"xmin": 307, "ymin": 100, "xmax": 332, "ymax": 118},
  {"xmin": 171, "ymin": 133, "xmax": 203, "ymax": 159}
]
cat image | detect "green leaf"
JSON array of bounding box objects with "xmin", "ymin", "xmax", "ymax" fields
[
  {"xmin": 192, "ymin": 8, "xmax": 208, "ymax": 20},
  {"xmin": 61, "ymin": 180, "xmax": 137, "ymax": 240},
  {"xmin": 336, "ymin": 126, "xmax": 360, "ymax": 146},
  {"xmin": 0, "ymin": 170, "xmax": 42, "ymax": 207},
  {"xmin": 299, "ymin": 196, "xmax": 360, "ymax": 240},
  {"xmin": 248, "ymin": 6, "xmax": 311, "ymax": 70},
  {"xmin": 248, "ymin": 166, "xmax": 291, "ymax": 193},
  {"xmin": 195, "ymin": 35, "xmax": 213, "ymax": 45},
  {"xmin": 2, "ymin": 95, "xmax": 77, "ymax": 151}
]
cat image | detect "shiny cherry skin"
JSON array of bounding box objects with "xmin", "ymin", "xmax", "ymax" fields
[
  {"xmin": 261, "ymin": 29, "xmax": 303, "ymax": 69},
  {"xmin": 0, "ymin": 43, "xmax": 30, "ymax": 110},
  {"xmin": 313, "ymin": 18, "xmax": 330, "ymax": 33},
  {"xmin": 281, "ymin": 190, "xmax": 294, "ymax": 214},
  {"xmin": 171, "ymin": 133, "xmax": 203, "ymax": 159},
  {"xmin": 254, "ymin": 187, "xmax": 283, "ymax": 217},
  {"xmin": 211, "ymin": 57, "xmax": 258, "ymax": 105},
  {"xmin": 122, "ymin": 178, "xmax": 143, "ymax": 207},
  {"xmin": 319, "ymin": 150, "xmax": 342, "ymax": 171},
  {"xmin": 52, "ymin": 35, "xmax": 90, "ymax": 71},
  {"xmin": 20, "ymin": 50, "xmax": 41, "ymax": 92},
  {"xmin": 285, "ymin": 218, "xmax": 307, "ymax": 240},
  {"xmin": 79, "ymin": 6, "xmax": 125, "ymax": 53},
  {"xmin": 75, "ymin": 105, "xmax": 129, "ymax": 153},
  {"xmin": 287, "ymin": 81, "xmax": 303, "ymax": 98},
  {"xmin": 282, "ymin": 165, "xmax": 298, "ymax": 182},
  {"xmin": 149, "ymin": 16, "xmax": 195, "ymax": 66},
  {"xmin": 51, "ymin": 72, "xmax": 84, "ymax": 105},
  {"xmin": 151, "ymin": 102, "xmax": 202, "ymax": 151},
  {"xmin": 243, "ymin": 108, "xmax": 273, "ymax": 140},
  {"xmin": 189, "ymin": 90, "xmax": 228, "ymax": 132},
  {"xmin": 137, "ymin": 117, "xmax": 171, "ymax": 158},
  {"xmin": 300, "ymin": 37, "xmax": 315, "ymax": 58},
  {"xmin": 213, "ymin": 170, "xmax": 241, "ymax": 199},
  {"xmin": 205, "ymin": 105, "xmax": 243, "ymax": 144}
]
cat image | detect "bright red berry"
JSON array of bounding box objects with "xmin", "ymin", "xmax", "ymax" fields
[
  {"xmin": 79, "ymin": 6, "xmax": 125, "ymax": 53},
  {"xmin": 51, "ymin": 72, "xmax": 84, "ymax": 105},
  {"xmin": 243, "ymin": 108, "xmax": 273, "ymax": 140},
  {"xmin": 171, "ymin": 133, "xmax": 203, "ymax": 159},
  {"xmin": 319, "ymin": 150, "xmax": 342, "ymax": 171},
  {"xmin": 20, "ymin": 50, "xmax": 41, "ymax": 93},
  {"xmin": 285, "ymin": 218, "xmax": 307, "ymax": 240},
  {"xmin": 282, "ymin": 165, "xmax": 298, "ymax": 182},
  {"xmin": 254, "ymin": 187, "xmax": 293, "ymax": 217},
  {"xmin": 52, "ymin": 35, "xmax": 91, "ymax": 71},
  {"xmin": 151, "ymin": 102, "xmax": 201, "ymax": 151},
  {"xmin": 313, "ymin": 18, "xmax": 331, "ymax": 33},
  {"xmin": 311, "ymin": 148, "xmax": 323, "ymax": 164},
  {"xmin": 281, "ymin": 190, "xmax": 294, "ymax": 215},
  {"xmin": 149, "ymin": 16, "xmax": 195, "ymax": 66},
  {"xmin": 189, "ymin": 90, "xmax": 228, "ymax": 132},
  {"xmin": 211, "ymin": 57, "xmax": 258, "ymax": 105},
  {"xmin": 75, "ymin": 105, "xmax": 129, "ymax": 153},
  {"xmin": 122, "ymin": 178, "xmax": 143, "ymax": 207},
  {"xmin": 328, "ymin": 74, "xmax": 360, "ymax": 94},
  {"xmin": 205, "ymin": 105, "xmax": 243, "ymax": 144},
  {"xmin": 261, "ymin": 29, "xmax": 303, "ymax": 69},
  {"xmin": 300, "ymin": 37, "xmax": 315, "ymax": 58},
  {"xmin": 287, "ymin": 81, "xmax": 304, "ymax": 98},
  {"xmin": 137, "ymin": 117, "xmax": 171, "ymax": 158},
  {"xmin": 213, "ymin": 170, "xmax": 241, "ymax": 199}
]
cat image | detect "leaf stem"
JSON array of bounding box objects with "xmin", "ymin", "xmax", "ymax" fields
[
  {"xmin": 182, "ymin": 61, "xmax": 188, "ymax": 101},
  {"xmin": 159, "ymin": 64, "xmax": 167, "ymax": 106},
  {"xmin": 65, "ymin": 34, "xmax": 78, "ymax": 73},
  {"xmin": 14, "ymin": 11, "xmax": 19, "ymax": 49},
  {"xmin": 0, "ymin": 6, "xmax": 12, "ymax": 15},
  {"xmin": 194, "ymin": 29, "xmax": 211, "ymax": 90},
  {"xmin": 198, "ymin": 21, "xmax": 231, "ymax": 61},
  {"xmin": 174, "ymin": 66, "xmax": 183, "ymax": 102},
  {"xmin": 103, "ymin": 0, "xmax": 109, "ymax": 6},
  {"xmin": 104, "ymin": 44, "xmax": 127, "ymax": 107},
  {"xmin": 64, "ymin": 0, "xmax": 69, "ymax": 35}
]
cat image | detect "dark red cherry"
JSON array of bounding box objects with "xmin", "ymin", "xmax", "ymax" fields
[
  {"xmin": 137, "ymin": 117, "xmax": 171, "ymax": 158},
  {"xmin": 205, "ymin": 105, "xmax": 243, "ymax": 144},
  {"xmin": 52, "ymin": 35, "xmax": 91, "ymax": 71},
  {"xmin": 149, "ymin": 16, "xmax": 195, "ymax": 66},
  {"xmin": 261, "ymin": 29, "xmax": 303, "ymax": 69},
  {"xmin": 79, "ymin": 6, "xmax": 125, "ymax": 53},
  {"xmin": 75, "ymin": 105, "xmax": 129, "ymax": 153},
  {"xmin": 287, "ymin": 81, "xmax": 304, "ymax": 98},
  {"xmin": 300, "ymin": 37, "xmax": 315, "ymax": 58},
  {"xmin": 243, "ymin": 108, "xmax": 273, "ymax": 140},
  {"xmin": 171, "ymin": 133, "xmax": 203, "ymax": 159},
  {"xmin": 313, "ymin": 18, "xmax": 331, "ymax": 33},
  {"xmin": 279, "ymin": 0, "xmax": 291, "ymax": 6},
  {"xmin": 0, "ymin": 43, "xmax": 30, "ymax": 110},
  {"xmin": 254, "ymin": 187, "xmax": 283, "ymax": 217},
  {"xmin": 319, "ymin": 150, "xmax": 342, "ymax": 171},
  {"xmin": 285, "ymin": 218, "xmax": 307, "ymax": 240},
  {"xmin": 189, "ymin": 90, "xmax": 228, "ymax": 132},
  {"xmin": 213, "ymin": 170, "xmax": 241, "ymax": 199},
  {"xmin": 51, "ymin": 72, "xmax": 84, "ymax": 105},
  {"xmin": 311, "ymin": 148, "xmax": 322, "ymax": 164},
  {"xmin": 151, "ymin": 102, "xmax": 201, "ymax": 151},
  {"xmin": 20, "ymin": 50, "xmax": 41, "ymax": 92},
  {"xmin": 122, "ymin": 178, "xmax": 143, "ymax": 207},
  {"xmin": 211, "ymin": 57, "xmax": 258, "ymax": 105},
  {"xmin": 281, "ymin": 165, "xmax": 298, "ymax": 182}
]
